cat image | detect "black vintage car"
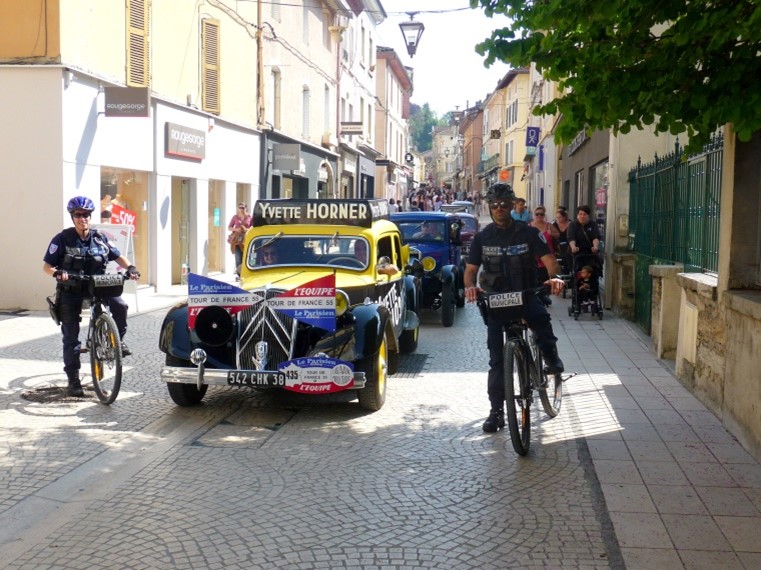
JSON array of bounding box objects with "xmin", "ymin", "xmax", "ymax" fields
[{"xmin": 158, "ymin": 199, "xmax": 422, "ymax": 412}]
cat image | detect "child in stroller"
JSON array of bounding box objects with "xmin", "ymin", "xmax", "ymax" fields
[{"xmin": 568, "ymin": 253, "xmax": 603, "ymax": 319}]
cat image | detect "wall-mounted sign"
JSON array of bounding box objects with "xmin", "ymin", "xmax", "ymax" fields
[
  {"xmin": 525, "ymin": 127, "xmax": 540, "ymax": 156},
  {"xmin": 404, "ymin": 152, "xmax": 414, "ymax": 163},
  {"xmin": 340, "ymin": 122, "xmax": 363, "ymax": 135},
  {"xmin": 273, "ymin": 143, "xmax": 301, "ymax": 170},
  {"xmin": 104, "ymin": 87, "xmax": 150, "ymax": 117},
  {"xmin": 165, "ymin": 122, "xmax": 206, "ymax": 160},
  {"xmin": 490, "ymin": 129, "xmax": 501, "ymax": 140}
]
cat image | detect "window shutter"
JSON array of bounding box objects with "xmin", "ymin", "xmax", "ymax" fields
[
  {"xmin": 202, "ymin": 19, "xmax": 221, "ymax": 114},
  {"xmin": 126, "ymin": 0, "xmax": 150, "ymax": 87}
]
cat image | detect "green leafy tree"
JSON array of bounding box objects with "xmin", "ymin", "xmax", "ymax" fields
[
  {"xmin": 470, "ymin": 0, "xmax": 761, "ymax": 150},
  {"xmin": 409, "ymin": 103, "xmax": 444, "ymax": 152}
]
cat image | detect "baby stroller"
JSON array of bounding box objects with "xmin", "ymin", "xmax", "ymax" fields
[
  {"xmin": 567, "ymin": 253, "xmax": 603, "ymax": 320},
  {"xmin": 556, "ymin": 240, "xmax": 573, "ymax": 299}
]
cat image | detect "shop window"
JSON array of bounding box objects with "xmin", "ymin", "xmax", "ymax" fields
[
  {"xmin": 126, "ymin": 0, "xmax": 150, "ymax": 87},
  {"xmin": 202, "ymin": 19, "xmax": 221, "ymax": 114}
]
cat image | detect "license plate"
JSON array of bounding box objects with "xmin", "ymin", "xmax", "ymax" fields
[
  {"xmin": 488, "ymin": 291, "xmax": 524, "ymax": 308},
  {"xmin": 227, "ymin": 370, "xmax": 286, "ymax": 387}
]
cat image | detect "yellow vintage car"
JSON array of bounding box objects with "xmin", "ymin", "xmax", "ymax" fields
[{"xmin": 159, "ymin": 199, "xmax": 422, "ymax": 411}]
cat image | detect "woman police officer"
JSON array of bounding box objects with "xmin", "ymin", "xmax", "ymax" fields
[{"xmin": 42, "ymin": 196, "xmax": 141, "ymax": 397}]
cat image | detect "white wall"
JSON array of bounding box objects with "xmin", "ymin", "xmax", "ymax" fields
[{"xmin": 0, "ymin": 67, "xmax": 65, "ymax": 310}]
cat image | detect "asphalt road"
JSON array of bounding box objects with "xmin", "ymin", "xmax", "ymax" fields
[{"xmin": 0, "ymin": 301, "xmax": 621, "ymax": 569}]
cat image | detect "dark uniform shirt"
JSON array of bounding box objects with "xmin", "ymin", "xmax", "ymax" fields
[
  {"xmin": 467, "ymin": 221, "xmax": 550, "ymax": 293},
  {"xmin": 44, "ymin": 228, "xmax": 121, "ymax": 290}
]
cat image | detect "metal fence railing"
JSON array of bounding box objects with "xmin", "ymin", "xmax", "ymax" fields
[{"xmin": 627, "ymin": 134, "xmax": 723, "ymax": 332}]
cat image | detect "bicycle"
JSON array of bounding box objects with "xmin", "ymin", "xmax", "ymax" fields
[
  {"xmin": 63, "ymin": 273, "xmax": 128, "ymax": 404},
  {"xmin": 477, "ymin": 286, "xmax": 564, "ymax": 456}
]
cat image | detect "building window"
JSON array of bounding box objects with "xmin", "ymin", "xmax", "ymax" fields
[
  {"xmin": 270, "ymin": 68, "xmax": 282, "ymax": 129},
  {"xmin": 302, "ymin": 2, "xmax": 310, "ymax": 45},
  {"xmin": 271, "ymin": 0, "xmax": 281, "ymax": 21},
  {"xmin": 126, "ymin": 0, "xmax": 150, "ymax": 87},
  {"xmin": 201, "ymin": 19, "xmax": 220, "ymax": 114},
  {"xmin": 324, "ymin": 84, "xmax": 330, "ymax": 133},
  {"xmin": 302, "ymin": 85, "xmax": 311, "ymax": 138}
]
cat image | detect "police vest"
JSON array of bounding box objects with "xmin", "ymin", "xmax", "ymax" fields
[
  {"xmin": 478, "ymin": 222, "xmax": 539, "ymax": 293},
  {"xmin": 59, "ymin": 228, "xmax": 110, "ymax": 276}
]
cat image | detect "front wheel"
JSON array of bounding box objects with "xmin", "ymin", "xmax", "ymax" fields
[
  {"xmin": 504, "ymin": 341, "xmax": 531, "ymax": 456},
  {"xmin": 90, "ymin": 312, "xmax": 122, "ymax": 405},
  {"xmin": 539, "ymin": 372, "xmax": 563, "ymax": 418},
  {"xmin": 441, "ymin": 284, "xmax": 456, "ymax": 327},
  {"xmin": 166, "ymin": 355, "xmax": 207, "ymax": 406},
  {"xmin": 356, "ymin": 335, "xmax": 388, "ymax": 411}
]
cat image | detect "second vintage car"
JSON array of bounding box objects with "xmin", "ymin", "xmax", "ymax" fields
[
  {"xmin": 390, "ymin": 211, "xmax": 465, "ymax": 327},
  {"xmin": 158, "ymin": 199, "xmax": 422, "ymax": 412}
]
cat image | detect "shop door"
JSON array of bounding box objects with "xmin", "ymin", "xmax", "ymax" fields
[
  {"xmin": 171, "ymin": 179, "xmax": 191, "ymax": 285},
  {"xmin": 208, "ymin": 181, "xmax": 223, "ymax": 273}
]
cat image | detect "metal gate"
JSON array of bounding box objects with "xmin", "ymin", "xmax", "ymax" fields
[{"xmin": 628, "ymin": 135, "xmax": 723, "ymax": 333}]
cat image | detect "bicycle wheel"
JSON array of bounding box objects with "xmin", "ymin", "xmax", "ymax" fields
[
  {"xmin": 90, "ymin": 312, "xmax": 122, "ymax": 404},
  {"xmin": 532, "ymin": 343, "xmax": 563, "ymax": 418},
  {"xmin": 504, "ymin": 341, "xmax": 531, "ymax": 456}
]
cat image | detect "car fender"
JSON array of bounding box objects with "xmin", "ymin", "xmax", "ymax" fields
[
  {"xmin": 352, "ymin": 303, "xmax": 397, "ymax": 360},
  {"xmin": 440, "ymin": 264, "xmax": 457, "ymax": 286},
  {"xmin": 403, "ymin": 273, "xmax": 420, "ymax": 313},
  {"xmin": 159, "ymin": 302, "xmax": 193, "ymax": 360}
]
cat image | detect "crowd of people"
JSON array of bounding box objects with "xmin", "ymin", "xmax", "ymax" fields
[{"xmin": 405, "ymin": 185, "xmax": 484, "ymax": 215}]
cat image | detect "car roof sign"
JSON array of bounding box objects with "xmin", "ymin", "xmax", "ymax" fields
[{"xmin": 253, "ymin": 199, "xmax": 389, "ymax": 228}]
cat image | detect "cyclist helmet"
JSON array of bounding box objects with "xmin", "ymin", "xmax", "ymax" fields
[
  {"xmin": 67, "ymin": 196, "xmax": 95, "ymax": 214},
  {"xmin": 485, "ymin": 183, "xmax": 516, "ymax": 203}
]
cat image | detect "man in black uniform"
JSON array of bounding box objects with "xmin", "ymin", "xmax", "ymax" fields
[
  {"xmin": 464, "ymin": 183, "xmax": 565, "ymax": 432},
  {"xmin": 42, "ymin": 196, "xmax": 141, "ymax": 397}
]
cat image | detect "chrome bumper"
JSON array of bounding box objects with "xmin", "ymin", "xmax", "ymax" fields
[{"xmin": 160, "ymin": 366, "xmax": 367, "ymax": 389}]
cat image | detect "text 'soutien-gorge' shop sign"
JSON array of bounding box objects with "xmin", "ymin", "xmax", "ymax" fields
[{"xmin": 165, "ymin": 122, "xmax": 206, "ymax": 160}]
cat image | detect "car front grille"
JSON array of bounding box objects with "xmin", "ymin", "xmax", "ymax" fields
[{"xmin": 237, "ymin": 289, "xmax": 296, "ymax": 370}]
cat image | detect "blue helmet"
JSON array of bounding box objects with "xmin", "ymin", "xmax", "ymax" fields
[{"xmin": 67, "ymin": 196, "xmax": 95, "ymax": 214}]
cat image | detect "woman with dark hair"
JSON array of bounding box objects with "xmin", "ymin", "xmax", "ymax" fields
[{"xmin": 568, "ymin": 205, "xmax": 601, "ymax": 256}]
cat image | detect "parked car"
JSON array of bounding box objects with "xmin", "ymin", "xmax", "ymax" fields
[
  {"xmin": 457, "ymin": 212, "xmax": 481, "ymax": 258},
  {"xmin": 390, "ymin": 211, "xmax": 465, "ymax": 327},
  {"xmin": 159, "ymin": 199, "xmax": 422, "ymax": 412},
  {"xmin": 440, "ymin": 200, "xmax": 474, "ymax": 215}
]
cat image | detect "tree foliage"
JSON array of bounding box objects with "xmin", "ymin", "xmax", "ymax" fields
[
  {"xmin": 409, "ymin": 103, "xmax": 445, "ymax": 152},
  {"xmin": 470, "ymin": 0, "xmax": 761, "ymax": 151}
]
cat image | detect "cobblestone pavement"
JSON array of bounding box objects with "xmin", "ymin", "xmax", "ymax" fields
[{"xmin": 1, "ymin": 291, "xmax": 759, "ymax": 569}]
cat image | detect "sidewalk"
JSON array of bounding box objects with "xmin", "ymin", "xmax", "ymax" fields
[{"xmin": 550, "ymin": 302, "xmax": 761, "ymax": 569}]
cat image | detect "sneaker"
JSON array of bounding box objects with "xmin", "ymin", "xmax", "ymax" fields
[
  {"xmin": 543, "ymin": 345, "xmax": 565, "ymax": 374},
  {"xmin": 120, "ymin": 342, "xmax": 132, "ymax": 357},
  {"xmin": 67, "ymin": 377, "xmax": 85, "ymax": 397},
  {"xmin": 482, "ymin": 409, "xmax": 505, "ymax": 433}
]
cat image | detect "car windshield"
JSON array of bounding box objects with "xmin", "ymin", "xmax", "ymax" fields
[
  {"xmin": 246, "ymin": 235, "xmax": 370, "ymax": 270},
  {"xmin": 461, "ymin": 217, "xmax": 478, "ymax": 231},
  {"xmin": 396, "ymin": 221, "xmax": 446, "ymax": 242}
]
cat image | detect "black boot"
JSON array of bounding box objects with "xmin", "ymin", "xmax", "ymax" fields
[
  {"xmin": 120, "ymin": 342, "xmax": 132, "ymax": 357},
  {"xmin": 542, "ymin": 345, "xmax": 565, "ymax": 374},
  {"xmin": 67, "ymin": 376, "xmax": 85, "ymax": 397},
  {"xmin": 482, "ymin": 409, "xmax": 505, "ymax": 433}
]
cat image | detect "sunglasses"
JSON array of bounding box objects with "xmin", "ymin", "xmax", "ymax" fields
[
  {"xmin": 72, "ymin": 212, "xmax": 91, "ymax": 219},
  {"xmin": 489, "ymin": 201, "xmax": 512, "ymax": 210},
  {"xmin": 261, "ymin": 250, "xmax": 277, "ymax": 257},
  {"xmin": 534, "ymin": 212, "xmax": 546, "ymax": 217}
]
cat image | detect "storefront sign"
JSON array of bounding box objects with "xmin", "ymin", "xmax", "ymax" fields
[
  {"xmin": 273, "ymin": 143, "xmax": 301, "ymax": 170},
  {"xmin": 104, "ymin": 87, "xmax": 150, "ymax": 117},
  {"xmin": 342, "ymin": 152, "xmax": 357, "ymax": 175},
  {"xmin": 165, "ymin": 122, "xmax": 206, "ymax": 160},
  {"xmin": 340, "ymin": 122, "xmax": 363, "ymax": 135}
]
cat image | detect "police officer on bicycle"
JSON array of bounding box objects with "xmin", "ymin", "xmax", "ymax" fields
[
  {"xmin": 463, "ymin": 183, "xmax": 565, "ymax": 432},
  {"xmin": 42, "ymin": 196, "xmax": 141, "ymax": 397}
]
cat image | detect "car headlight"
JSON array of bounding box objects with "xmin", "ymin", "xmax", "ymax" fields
[
  {"xmin": 421, "ymin": 256, "xmax": 437, "ymax": 272},
  {"xmin": 336, "ymin": 289, "xmax": 350, "ymax": 316}
]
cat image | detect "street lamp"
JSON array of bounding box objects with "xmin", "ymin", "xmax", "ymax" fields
[{"xmin": 399, "ymin": 13, "xmax": 424, "ymax": 57}]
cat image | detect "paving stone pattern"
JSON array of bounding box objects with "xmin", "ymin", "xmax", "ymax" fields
[{"xmin": 1, "ymin": 291, "xmax": 759, "ymax": 569}]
